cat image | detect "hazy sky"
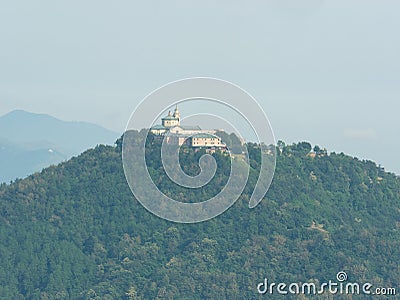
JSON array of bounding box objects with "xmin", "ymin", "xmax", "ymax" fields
[{"xmin": 1, "ymin": 1, "xmax": 399, "ymax": 173}]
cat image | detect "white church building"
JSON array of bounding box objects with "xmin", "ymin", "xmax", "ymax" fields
[{"xmin": 150, "ymin": 106, "xmax": 227, "ymax": 150}]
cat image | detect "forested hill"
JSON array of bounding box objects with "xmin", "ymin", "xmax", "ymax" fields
[{"xmin": 0, "ymin": 133, "xmax": 399, "ymax": 299}]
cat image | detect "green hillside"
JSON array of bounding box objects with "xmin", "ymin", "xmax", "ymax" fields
[{"xmin": 0, "ymin": 132, "xmax": 399, "ymax": 299}]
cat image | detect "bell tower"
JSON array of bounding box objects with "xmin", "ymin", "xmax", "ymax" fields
[{"xmin": 173, "ymin": 105, "xmax": 180, "ymax": 125}]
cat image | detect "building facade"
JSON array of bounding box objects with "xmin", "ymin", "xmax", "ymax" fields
[
  {"xmin": 150, "ymin": 106, "xmax": 227, "ymax": 151},
  {"xmin": 161, "ymin": 106, "xmax": 180, "ymax": 128}
]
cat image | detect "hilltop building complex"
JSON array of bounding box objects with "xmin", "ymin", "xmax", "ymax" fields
[{"xmin": 150, "ymin": 106, "xmax": 227, "ymax": 150}]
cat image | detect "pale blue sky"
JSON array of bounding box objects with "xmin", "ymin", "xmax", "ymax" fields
[{"xmin": 0, "ymin": 1, "xmax": 399, "ymax": 173}]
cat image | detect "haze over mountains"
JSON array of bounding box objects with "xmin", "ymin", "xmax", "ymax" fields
[{"xmin": 0, "ymin": 110, "xmax": 119, "ymax": 183}]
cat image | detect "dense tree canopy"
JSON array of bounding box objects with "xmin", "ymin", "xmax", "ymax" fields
[{"xmin": 0, "ymin": 132, "xmax": 399, "ymax": 299}]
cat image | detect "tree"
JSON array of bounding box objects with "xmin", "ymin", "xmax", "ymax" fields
[
  {"xmin": 126, "ymin": 286, "xmax": 140, "ymax": 300},
  {"xmin": 292, "ymin": 142, "xmax": 312, "ymax": 157}
]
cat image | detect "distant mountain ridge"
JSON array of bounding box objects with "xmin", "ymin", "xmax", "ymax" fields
[{"xmin": 0, "ymin": 109, "xmax": 119, "ymax": 182}]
